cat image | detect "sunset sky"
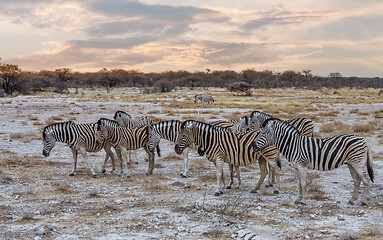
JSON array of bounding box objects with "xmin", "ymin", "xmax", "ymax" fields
[{"xmin": 0, "ymin": 0, "xmax": 382, "ymax": 77}]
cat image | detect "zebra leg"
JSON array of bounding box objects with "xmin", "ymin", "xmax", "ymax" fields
[
  {"xmin": 78, "ymin": 147, "xmax": 97, "ymax": 178},
  {"xmin": 266, "ymin": 163, "xmax": 273, "ymax": 187},
  {"xmin": 119, "ymin": 147, "xmax": 130, "ymax": 177},
  {"xmin": 180, "ymin": 147, "xmax": 189, "ymax": 178},
  {"xmin": 251, "ymin": 156, "xmax": 268, "ymax": 193},
  {"xmin": 214, "ymin": 159, "xmax": 225, "ymax": 196},
  {"xmin": 102, "ymin": 144, "xmax": 115, "ymax": 174},
  {"xmin": 144, "ymin": 145, "xmax": 155, "ymax": 175},
  {"xmin": 226, "ymin": 164, "xmax": 234, "ymax": 189},
  {"xmin": 69, "ymin": 148, "xmax": 78, "ymax": 176},
  {"xmin": 351, "ymin": 162, "xmax": 371, "ymax": 205},
  {"xmin": 295, "ymin": 164, "xmax": 308, "ymax": 204},
  {"xmin": 347, "ymin": 164, "xmax": 361, "ymax": 205},
  {"xmin": 235, "ymin": 165, "xmax": 241, "ymax": 189},
  {"xmin": 114, "ymin": 148, "xmax": 124, "ymax": 176}
]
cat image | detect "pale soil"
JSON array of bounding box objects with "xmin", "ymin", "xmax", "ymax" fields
[{"xmin": 0, "ymin": 87, "xmax": 382, "ymax": 240}]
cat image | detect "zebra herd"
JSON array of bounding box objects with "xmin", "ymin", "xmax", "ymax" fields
[{"xmin": 42, "ymin": 110, "xmax": 374, "ymax": 205}]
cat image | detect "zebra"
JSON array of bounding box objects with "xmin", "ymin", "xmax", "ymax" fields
[
  {"xmin": 205, "ymin": 118, "xmax": 251, "ymax": 188},
  {"xmin": 248, "ymin": 110, "xmax": 314, "ymax": 186},
  {"xmin": 194, "ymin": 94, "xmax": 214, "ymax": 108},
  {"xmin": 252, "ymin": 118, "xmax": 374, "ymax": 205},
  {"xmin": 147, "ymin": 119, "xmax": 248, "ymax": 181},
  {"xmin": 147, "ymin": 120, "xmax": 193, "ymax": 178},
  {"xmin": 113, "ymin": 110, "xmax": 153, "ymax": 164},
  {"xmin": 95, "ymin": 118, "xmax": 160, "ymax": 176},
  {"xmin": 174, "ymin": 120, "xmax": 280, "ymax": 196},
  {"xmin": 42, "ymin": 121, "xmax": 117, "ymax": 177}
]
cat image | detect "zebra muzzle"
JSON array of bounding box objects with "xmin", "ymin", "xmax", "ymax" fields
[
  {"xmin": 42, "ymin": 150, "xmax": 49, "ymax": 157},
  {"xmin": 174, "ymin": 145, "xmax": 183, "ymax": 155}
]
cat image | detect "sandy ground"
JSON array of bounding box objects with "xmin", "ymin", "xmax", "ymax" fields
[{"xmin": 0, "ymin": 87, "xmax": 382, "ymax": 240}]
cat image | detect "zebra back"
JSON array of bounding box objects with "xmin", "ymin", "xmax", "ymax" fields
[
  {"xmin": 43, "ymin": 121, "xmax": 105, "ymax": 152},
  {"xmin": 180, "ymin": 120, "xmax": 276, "ymax": 166},
  {"xmin": 98, "ymin": 118, "xmax": 149, "ymax": 150},
  {"xmin": 149, "ymin": 120, "xmax": 182, "ymax": 143},
  {"xmin": 285, "ymin": 117, "xmax": 314, "ymax": 137}
]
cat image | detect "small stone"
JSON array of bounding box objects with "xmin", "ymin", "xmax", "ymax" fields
[
  {"xmin": 320, "ymin": 230, "xmax": 328, "ymax": 234},
  {"xmin": 337, "ymin": 215, "xmax": 345, "ymax": 221},
  {"xmin": 36, "ymin": 227, "xmax": 45, "ymax": 235},
  {"xmin": 177, "ymin": 226, "xmax": 185, "ymax": 232}
]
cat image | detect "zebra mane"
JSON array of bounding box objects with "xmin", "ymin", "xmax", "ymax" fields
[
  {"xmin": 263, "ymin": 118, "xmax": 301, "ymax": 135},
  {"xmin": 43, "ymin": 121, "xmax": 75, "ymax": 139},
  {"xmin": 181, "ymin": 120, "xmax": 232, "ymax": 132},
  {"xmin": 241, "ymin": 116, "xmax": 248, "ymax": 125},
  {"xmin": 250, "ymin": 110, "xmax": 272, "ymax": 119},
  {"xmin": 113, "ymin": 110, "xmax": 131, "ymax": 119}
]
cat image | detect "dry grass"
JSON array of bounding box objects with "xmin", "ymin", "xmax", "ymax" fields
[
  {"xmin": 161, "ymin": 152, "xmax": 183, "ymax": 161},
  {"xmin": 10, "ymin": 132, "xmax": 23, "ymax": 140},
  {"xmin": 352, "ymin": 122, "xmax": 375, "ymax": 133}
]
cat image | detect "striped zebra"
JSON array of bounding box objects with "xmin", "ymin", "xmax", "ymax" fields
[
  {"xmin": 147, "ymin": 120, "xmax": 193, "ymax": 178},
  {"xmin": 113, "ymin": 110, "xmax": 153, "ymax": 164},
  {"xmin": 42, "ymin": 121, "xmax": 117, "ymax": 177},
  {"xmin": 206, "ymin": 118, "xmax": 251, "ymax": 188},
  {"xmin": 252, "ymin": 118, "xmax": 374, "ymax": 205},
  {"xmin": 95, "ymin": 118, "xmax": 160, "ymax": 176},
  {"xmin": 147, "ymin": 119, "xmax": 247, "ymax": 181},
  {"xmin": 194, "ymin": 94, "xmax": 214, "ymax": 108},
  {"xmin": 174, "ymin": 120, "xmax": 280, "ymax": 196},
  {"xmin": 249, "ymin": 110, "xmax": 314, "ymax": 186}
]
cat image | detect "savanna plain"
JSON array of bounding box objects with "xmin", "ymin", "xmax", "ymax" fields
[{"xmin": 1, "ymin": 87, "xmax": 383, "ymax": 239}]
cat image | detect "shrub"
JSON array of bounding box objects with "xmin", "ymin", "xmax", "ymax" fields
[{"xmin": 227, "ymin": 81, "xmax": 253, "ymax": 95}]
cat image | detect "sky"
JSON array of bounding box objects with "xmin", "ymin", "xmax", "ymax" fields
[{"xmin": 0, "ymin": 0, "xmax": 382, "ymax": 77}]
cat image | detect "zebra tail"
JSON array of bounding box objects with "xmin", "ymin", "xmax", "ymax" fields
[
  {"xmin": 367, "ymin": 148, "xmax": 374, "ymax": 183},
  {"xmin": 276, "ymin": 157, "xmax": 281, "ymax": 169},
  {"xmin": 156, "ymin": 145, "xmax": 161, "ymax": 158}
]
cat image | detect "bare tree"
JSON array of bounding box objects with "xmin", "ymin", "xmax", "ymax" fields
[{"xmin": 0, "ymin": 61, "xmax": 21, "ymax": 95}]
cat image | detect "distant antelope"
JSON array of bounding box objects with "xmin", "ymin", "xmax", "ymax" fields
[
  {"xmin": 194, "ymin": 94, "xmax": 214, "ymax": 108},
  {"xmin": 379, "ymin": 89, "xmax": 383, "ymax": 96}
]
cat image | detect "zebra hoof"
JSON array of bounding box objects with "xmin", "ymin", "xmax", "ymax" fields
[
  {"xmin": 347, "ymin": 201, "xmax": 354, "ymax": 206},
  {"xmin": 69, "ymin": 172, "xmax": 74, "ymax": 176},
  {"xmin": 226, "ymin": 186, "xmax": 232, "ymax": 189},
  {"xmin": 266, "ymin": 184, "xmax": 273, "ymax": 188},
  {"xmin": 92, "ymin": 174, "xmax": 97, "ymax": 178},
  {"xmin": 180, "ymin": 174, "xmax": 187, "ymax": 178},
  {"xmin": 134, "ymin": 161, "xmax": 139, "ymax": 165},
  {"xmin": 361, "ymin": 202, "xmax": 367, "ymax": 206},
  {"xmin": 214, "ymin": 192, "xmax": 221, "ymax": 196},
  {"xmin": 250, "ymin": 190, "xmax": 257, "ymax": 194},
  {"xmin": 273, "ymin": 190, "xmax": 280, "ymax": 194},
  {"xmin": 144, "ymin": 158, "xmax": 149, "ymax": 162},
  {"xmin": 101, "ymin": 169, "xmax": 106, "ymax": 174}
]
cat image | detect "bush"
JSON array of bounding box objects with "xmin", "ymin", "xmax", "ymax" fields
[
  {"xmin": 154, "ymin": 78, "xmax": 175, "ymax": 93},
  {"xmin": 227, "ymin": 81, "xmax": 253, "ymax": 95}
]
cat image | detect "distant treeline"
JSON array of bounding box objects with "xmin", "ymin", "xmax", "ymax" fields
[{"xmin": 1, "ymin": 64, "xmax": 383, "ymax": 95}]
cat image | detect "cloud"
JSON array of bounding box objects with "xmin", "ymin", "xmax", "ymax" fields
[
  {"xmin": 87, "ymin": 0, "xmax": 227, "ymax": 23},
  {"xmin": 306, "ymin": 15, "xmax": 383, "ymax": 41}
]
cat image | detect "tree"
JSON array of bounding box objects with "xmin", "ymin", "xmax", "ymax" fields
[
  {"xmin": 329, "ymin": 72, "xmax": 342, "ymax": 78},
  {"xmin": 54, "ymin": 68, "xmax": 72, "ymax": 92},
  {"xmin": 302, "ymin": 69, "xmax": 312, "ymax": 79},
  {"xmin": 227, "ymin": 81, "xmax": 253, "ymax": 96},
  {"xmin": 0, "ymin": 62, "xmax": 21, "ymax": 95}
]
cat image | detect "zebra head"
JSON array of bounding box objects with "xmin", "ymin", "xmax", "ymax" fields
[
  {"xmin": 95, "ymin": 118, "xmax": 110, "ymax": 146},
  {"xmin": 147, "ymin": 125, "xmax": 160, "ymax": 153},
  {"xmin": 252, "ymin": 118, "xmax": 277, "ymax": 152},
  {"xmin": 42, "ymin": 127, "xmax": 56, "ymax": 157},
  {"xmin": 235, "ymin": 116, "xmax": 249, "ymax": 133},
  {"xmin": 249, "ymin": 110, "xmax": 272, "ymax": 131},
  {"xmin": 175, "ymin": 121, "xmax": 195, "ymax": 155},
  {"xmin": 113, "ymin": 110, "xmax": 131, "ymax": 127}
]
